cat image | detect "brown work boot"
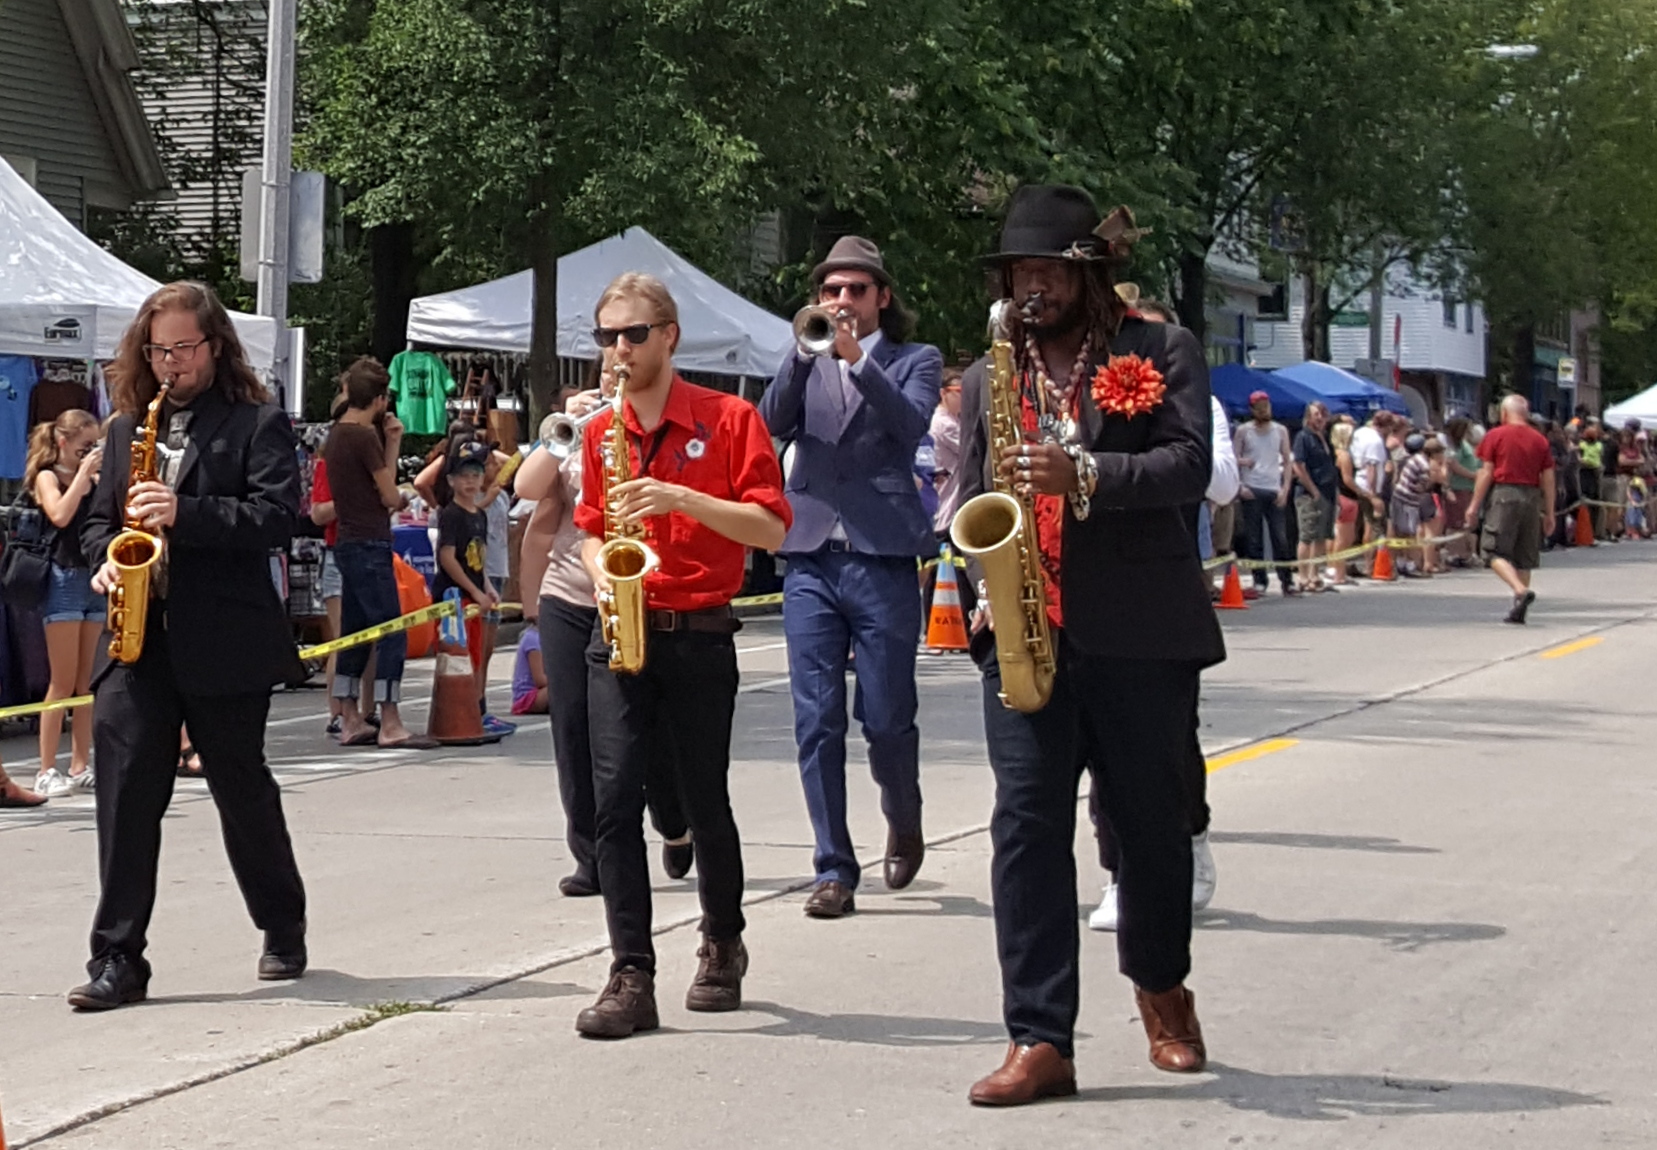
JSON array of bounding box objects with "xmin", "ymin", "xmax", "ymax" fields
[
  {"xmin": 1135, "ymin": 983, "xmax": 1207, "ymax": 1072},
  {"xmin": 684, "ymin": 934, "xmax": 748, "ymax": 1013},
  {"xmin": 575, "ymin": 966, "xmax": 659, "ymax": 1039},
  {"xmin": 968, "ymin": 1041, "xmax": 1077, "ymax": 1106}
]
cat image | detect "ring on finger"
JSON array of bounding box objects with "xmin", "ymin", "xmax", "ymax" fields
[{"xmin": 1017, "ymin": 454, "xmax": 1032, "ymax": 469}]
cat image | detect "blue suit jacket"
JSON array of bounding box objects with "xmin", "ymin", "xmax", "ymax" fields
[{"xmin": 760, "ymin": 337, "xmax": 943, "ymax": 557}]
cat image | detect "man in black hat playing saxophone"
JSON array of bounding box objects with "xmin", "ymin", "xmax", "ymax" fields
[{"xmin": 957, "ymin": 185, "xmax": 1226, "ymax": 1105}]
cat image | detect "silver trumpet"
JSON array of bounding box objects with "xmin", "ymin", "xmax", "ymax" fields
[
  {"xmin": 538, "ymin": 396, "xmax": 613, "ymax": 460},
  {"xmin": 793, "ymin": 305, "xmax": 852, "ymax": 357}
]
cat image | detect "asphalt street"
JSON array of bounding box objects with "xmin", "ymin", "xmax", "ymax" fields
[{"xmin": 2, "ymin": 543, "xmax": 1654, "ymax": 1147}]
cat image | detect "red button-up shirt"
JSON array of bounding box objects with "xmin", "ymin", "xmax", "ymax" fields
[{"xmin": 574, "ymin": 376, "xmax": 791, "ymax": 611}]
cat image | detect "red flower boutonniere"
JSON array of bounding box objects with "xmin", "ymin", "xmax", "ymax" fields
[{"xmin": 1091, "ymin": 354, "xmax": 1166, "ymax": 418}]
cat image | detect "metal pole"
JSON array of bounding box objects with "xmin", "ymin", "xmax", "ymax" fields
[{"xmin": 255, "ymin": 0, "xmax": 297, "ymax": 401}]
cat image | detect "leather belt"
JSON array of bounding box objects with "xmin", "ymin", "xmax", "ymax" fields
[
  {"xmin": 647, "ymin": 606, "xmax": 741, "ymax": 634},
  {"xmin": 822, "ymin": 539, "xmax": 857, "ymax": 553}
]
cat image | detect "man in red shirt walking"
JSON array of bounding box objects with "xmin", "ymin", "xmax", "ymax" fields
[
  {"xmin": 1465, "ymin": 394, "xmax": 1556, "ymax": 623},
  {"xmin": 571, "ymin": 273, "xmax": 791, "ymax": 1038}
]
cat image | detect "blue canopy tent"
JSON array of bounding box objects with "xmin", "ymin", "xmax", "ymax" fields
[
  {"xmin": 1210, "ymin": 363, "xmax": 1345, "ymax": 422},
  {"xmin": 1273, "ymin": 361, "xmax": 1409, "ymax": 417}
]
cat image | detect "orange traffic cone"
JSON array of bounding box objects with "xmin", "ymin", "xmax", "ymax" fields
[
  {"xmin": 925, "ymin": 549, "xmax": 970, "ymax": 651},
  {"xmin": 426, "ymin": 596, "xmax": 502, "ymax": 746},
  {"xmin": 1574, "ymin": 505, "xmax": 1595, "ymax": 547},
  {"xmin": 1216, "ymin": 564, "xmax": 1248, "ymax": 610},
  {"xmin": 1371, "ymin": 540, "xmax": 1396, "ymax": 582}
]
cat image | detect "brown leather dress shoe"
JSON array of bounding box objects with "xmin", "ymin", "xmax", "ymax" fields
[
  {"xmin": 684, "ymin": 934, "xmax": 748, "ymax": 1012},
  {"xmin": 804, "ymin": 880, "xmax": 856, "ymax": 918},
  {"xmin": 575, "ymin": 966, "xmax": 659, "ymax": 1039},
  {"xmin": 883, "ymin": 829, "xmax": 925, "ymax": 890},
  {"xmin": 968, "ymin": 1041, "xmax": 1077, "ymax": 1106},
  {"xmin": 1135, "ymin": 983, "xmax": 1207, "ymax": 1072}
]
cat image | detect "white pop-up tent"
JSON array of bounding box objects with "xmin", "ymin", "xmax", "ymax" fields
[
  {"xmin": 405, "ymin": 227, "xmax": 793, "ymax": 378},
  {"xmin": 1604, "ymin": 383, "xmax": 1657, "ymax": 427},
  {"xmin": 0, "ymin": 157, "xmax": 276, "ymax": 367}
]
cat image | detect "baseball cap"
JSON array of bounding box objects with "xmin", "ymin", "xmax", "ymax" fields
[
  {"xmin": 1248, "ymin": 390, "xmax": 1270, "ymax": 403},
  {"xmin": 447, "ymin": 440, "xmax": 489, "ymax": 475}
]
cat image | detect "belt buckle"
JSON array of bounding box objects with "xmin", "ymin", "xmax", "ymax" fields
[{"xmin": 656, "ymin": 608, "xmax": 679, "ymax": 631}]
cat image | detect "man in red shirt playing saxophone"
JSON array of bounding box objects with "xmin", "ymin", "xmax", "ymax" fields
[{"xmin": 571, "ymin": 272, "xmax": 791, "ymax": 1039}]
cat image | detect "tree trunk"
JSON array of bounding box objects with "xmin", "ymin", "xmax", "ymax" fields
[
  {"xmin": 1174, "ymin": 249, "xmax": 1208, "ymax": 345},
  {"xmin": 1300, "ymin": 264, "xmax": 1320, "ymax": 362},
  {"xmin": 369, "ymin": 222, "xmax": 416, "ymax": 365},
  {"xmin": 527, "ymin": 197, "xmax": 562, "ymax": 436}
]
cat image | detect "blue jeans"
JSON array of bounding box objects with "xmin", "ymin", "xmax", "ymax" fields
[
  {"xmin": 331, "ymin": 540, "xmax": 406, "ymax": 704},
  {"xmin": 783, "ymin": 549, "xmax": 923, "ymax": 888}
]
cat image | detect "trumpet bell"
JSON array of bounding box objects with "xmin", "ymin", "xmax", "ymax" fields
[{"xmin": 793, "ymin": 305, "xmax": 844, "ymax": 357}]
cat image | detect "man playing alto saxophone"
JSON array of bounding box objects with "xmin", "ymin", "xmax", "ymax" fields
[
  {"xmin": 957, "ymin": 187, "xmax": 1226, "ymax": 1104},
  {"xmin": 571, "ymin": 273, "xmax": 791, "ymax": 1038}
]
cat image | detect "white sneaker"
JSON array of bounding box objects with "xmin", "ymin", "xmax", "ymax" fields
[
  {"xmin": 34, "ymin": 768, "xmax": 74, "ymax": 798},
  {"xmin": 68, "ymin": 769, "xmax": 95, "ymax": 793},
  {"xmin": 1192, "ymin": 832, "xmax": 1217, "ymax": 910},
  {"xmin": 1088, "ymin": 882, "xmax": 1119, "ymax": 931}
]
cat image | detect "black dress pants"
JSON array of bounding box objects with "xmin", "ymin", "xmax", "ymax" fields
[
  {"xmin": 539, "ymin": 596, "xmax": 687, "ymax": 881},
  {"xmin": 1091, "ymin": 690, "xmax": 1208, "ymax": 873},
  {"xmin": 586, "ymin": 622, "xmax": 744, "ymax": 975},
  {"xmin": 88, "ymin": 627, "xmax": 305, "ymax": 972},
  {"xmin": 980, "ymin": 630, "xmax": 1198, "ymax": 1058}
]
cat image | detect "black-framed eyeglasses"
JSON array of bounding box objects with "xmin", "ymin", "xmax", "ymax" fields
[
  {"xmin": 591, "ymin": 323, "xmax": 666, "ymax": 348},
  {"xmin": 819, "ymin": 281, "xmax": 873, "ymax": 301},
  {"xmin": 142, "ymin": 339, "xmax": 207, "ymax": 363}
]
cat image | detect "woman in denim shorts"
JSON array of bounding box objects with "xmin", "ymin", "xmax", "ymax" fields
[{"xmin": 28, "ymin": 409, "xmax": 106, "ymax": 797}]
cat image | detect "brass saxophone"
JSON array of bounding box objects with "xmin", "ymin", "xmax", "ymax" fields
[
  {"xmin": 949, "ymin": 301, "xmax": 1056, "ymax": 713},
  {"xmin": 106, "ymin": 378, "xmax": 173, "ymax": 663},
  {"xmin": 596, "ymin": 364, "xmax": 659, "ymax": 674}
]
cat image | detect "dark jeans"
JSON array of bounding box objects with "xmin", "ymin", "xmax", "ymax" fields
[
  {"xmin": 1239, "ymin": 488, "xmax": 1294, "ymax": 589},
  {"xmin": 1090, "ymin": 689, "xmax": 1208, "ymax": 874},
  {"xmin": 332, "ymin": 540, "xmax": 406, "ymax": 704},
  {"xmin": 539, "ymin": 596, "xmax": 687, "ymax": 883},
  {"xmin": 783, "ymin": 549, "xmax": 923, "ymax": 888},
  {"xmin": 587, "ymin": 622, "xmax": 745, "ymax": 975},
  {"xmin": 979, "ymin": 631, "xmax": 1198, "ymax": 1057},
  {"xmin": 89, "ymin": 625, "xmax": 304, "ymax": 970}
]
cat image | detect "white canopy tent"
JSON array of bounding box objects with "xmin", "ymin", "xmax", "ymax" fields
[
  {"xmin": 405, "ymin": 227, "xmax": 793, "ymax": 378},
  {"xmin": 1604, "ymin": 383, "xmax": 1657, "ymax": 427},
  {"xmin": 0, "ymin": 157, "xmax": 276, "ymax": 367}
]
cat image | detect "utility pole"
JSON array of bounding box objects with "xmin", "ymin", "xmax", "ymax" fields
[
  {"xmin": 1368, "ymin": 242, "xmax": 1385, "ymax": 364},
  {"xmin": 255, "ymin": 0, "xmax": 297, "ymax": 402}
]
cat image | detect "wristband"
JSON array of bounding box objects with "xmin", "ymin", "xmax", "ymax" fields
[{"xmin": 1064, "ymin": 445, "xmax": 1097, "ymax": 520}]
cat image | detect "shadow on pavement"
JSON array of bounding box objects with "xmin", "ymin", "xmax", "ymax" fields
[
  {"xmin": 1208, "ymin": 831, "xmax": 1439, "ymax": 854},
  {"xmin": 151, "ymin": 968, "xmax": 584, "ymax": 1008},
  {"xmin": 1196, "ymin": 910, "xmax": 1504, "ymax": 952},
  {"xmin": 731, "ymin": 1000, "xmax": 1009, "ymax": 1047},
  {"xmin": 1077, "ymin": 1062, "xmax": 1605, "ymax": 1121},
  {"xmin": 853, "ymin": 893, "xmax": 996, "ymax": 919}
]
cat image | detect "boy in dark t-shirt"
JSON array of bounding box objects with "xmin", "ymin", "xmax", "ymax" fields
[{"xmin": 433, "ymin": 441, "xmax": 506, "ymax": 728}]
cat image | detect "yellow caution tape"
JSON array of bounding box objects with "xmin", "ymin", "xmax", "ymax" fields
[
  {"xmin": 0, "ymin": 694, "xmax": 93, "ymax": 722},
  {"xmin": 296, "ymin": 600, "xmax": 460, "ymax": 661}
]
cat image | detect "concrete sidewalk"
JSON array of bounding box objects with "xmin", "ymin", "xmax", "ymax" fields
[{"xmin": 4, "ymin": 543, "xmax": 1655, "ymax": 1146}]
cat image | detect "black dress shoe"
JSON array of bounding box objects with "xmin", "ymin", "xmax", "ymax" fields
[
  {"xmin": 662, "ymin": 836, "xmax": 695, "ymax": 880},
  {"xmin": 804, "ymin": 880, "xmax": 856, "ymax": 918},
  {"xmin": 884, "ymin": 829, "xmax": 926, "ymax": 890},
  {"xmin": 559, "ymin": 870, "xmax": 600, "ymax": 897},
  {"xmin": 68, "ymin": 952, "xmax": 149, "ymax": 1011},
  {"xmin": 258, "ymin": 922, "xmax": 307, "ymax": 981}
]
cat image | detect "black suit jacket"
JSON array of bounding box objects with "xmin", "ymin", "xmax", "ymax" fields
[
  {"xmin": 83, "ymin": 388, "xmax": 305, "ymax": 696},
  {"xmin": 959, "ymin": 316, "xmax": 1226, "ymax": 667}
]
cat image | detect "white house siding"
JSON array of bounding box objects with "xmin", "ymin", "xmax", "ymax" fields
[
  {"xmin": 1251, "ymin": 276, "xmax": 1486, "ymax": 379},
  {"xmin": 0, "ymin": 0, "xmax": 131, "ymax": 225}
]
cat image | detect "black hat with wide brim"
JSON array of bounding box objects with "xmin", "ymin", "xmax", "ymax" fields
[{"xmin": 984, "ymin": 185, "xmax": 1145, "ymax": 264}]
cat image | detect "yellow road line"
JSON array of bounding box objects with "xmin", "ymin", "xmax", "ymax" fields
[
  {"xmin": 1539, "ymin": 636, "xmax": 1604, "ymax": 660},
  {"xmin": 1205, "ymin": 738, "xmax": 1299, "ymax": 774}
]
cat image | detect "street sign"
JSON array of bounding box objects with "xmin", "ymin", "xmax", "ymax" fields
[
  {"xmin": 1558, "ymin": 356, "xmax": 1577, "ymax": 387},
  {"xmin": 239, "ymin": 168, "xmax": 325, "ymax": 284}
]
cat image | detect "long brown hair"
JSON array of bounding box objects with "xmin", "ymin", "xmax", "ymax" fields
[
  {"xmin": 24, "ymin": 409, "xmax": 99, "ymax": 491},
  {"xmin": 107, "ymin": 282, "xmax": 269, "ymax": 415}
]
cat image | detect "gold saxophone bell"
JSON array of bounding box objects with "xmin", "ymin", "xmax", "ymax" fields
[
  {"xmin": 597, "ymin": 364, "xmax": 655, "ymax": 674},
  {"xmin": 792, "ymin": 305, "xmax": 851, "ymax": 357}
]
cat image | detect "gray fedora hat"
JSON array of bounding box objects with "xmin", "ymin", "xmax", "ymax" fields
[{"xmin": 811, "ymin": 235, "xmax": 891, "ymax": 286}]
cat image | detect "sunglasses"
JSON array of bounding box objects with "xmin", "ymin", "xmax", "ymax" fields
[
  {"xmin": 142, "ymin": 338, "xmax": 207, "ymax": 363},
  {"xmin": 591, "ymin": 323, "xmax": 666, "ymax": 348},
  {"xmin": 819, "ymin": 282, "xmax": 873, "ymax": 301}
]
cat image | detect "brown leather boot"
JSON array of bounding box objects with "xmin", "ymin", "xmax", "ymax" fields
[
  {"xmin": 1135, "ymin": 983, "xmax": 1207, "ymax": 1072},
  {"xmin": 575, "ymin": 966, "xmax": 659, "ymax": 1038},
  {"xmin": 968, "ymin": 1042, "xmax": 1077, "ymax": 1106},
  {"xmin": 684, "ymin": 935, "xmax": 748, "ymax": 1012}
]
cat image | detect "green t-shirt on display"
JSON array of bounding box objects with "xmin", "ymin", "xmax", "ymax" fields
[
  {"xmin": 1450, "ymin": 439, "xmax": 1478, "ymax": 491},
  {"xmin": 388, "ymin": 351, "xmax": 456, "ymax": 435}
]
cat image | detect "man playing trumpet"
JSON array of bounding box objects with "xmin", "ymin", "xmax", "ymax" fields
[{"xmin": 759, "ymin": 237, "xmax": 942, "ymax": 919}]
